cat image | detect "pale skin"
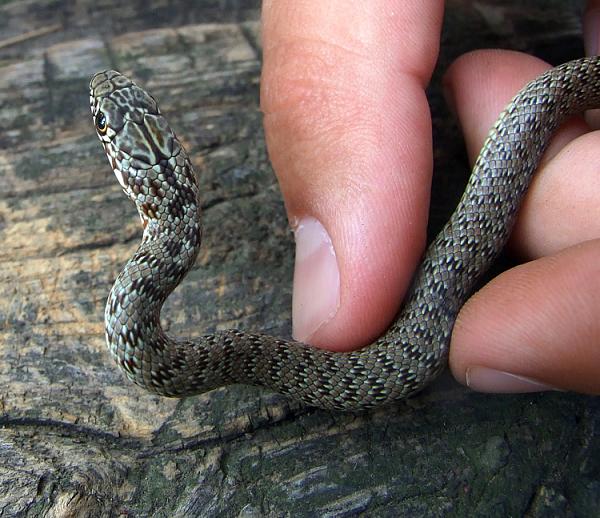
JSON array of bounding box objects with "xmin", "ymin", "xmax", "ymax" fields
[{"xmin": 261, "ymin": 0, "xmax": 600, "ymax": 395}]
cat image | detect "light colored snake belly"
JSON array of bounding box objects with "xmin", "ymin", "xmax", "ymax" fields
[{"xmin": 89, "ymin": 57, "xmax": 600, "ymax": 410}]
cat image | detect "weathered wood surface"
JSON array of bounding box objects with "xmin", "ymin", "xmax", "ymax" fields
[{"xmin": 0, "ymin": 1, "xmax": 597, "ymax": 516}]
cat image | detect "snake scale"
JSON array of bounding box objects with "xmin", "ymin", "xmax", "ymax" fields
[{"xmin": 90, "ymin": 56, "xmax": 600, "ymax": 410}]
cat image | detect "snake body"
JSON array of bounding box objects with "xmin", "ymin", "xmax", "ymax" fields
[{"xmin": 90, "ymin": 57, "xmax": 600, "ymax": 410}]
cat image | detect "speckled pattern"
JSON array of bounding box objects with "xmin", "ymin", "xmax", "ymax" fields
[{"xmin": 90, "ymin": 59, "xmax": 600, "ymax": 410}]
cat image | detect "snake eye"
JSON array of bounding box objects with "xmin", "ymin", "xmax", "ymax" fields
[{"xmin": 95, "ymin": 111, "xmax": 108, "ymax": 134}]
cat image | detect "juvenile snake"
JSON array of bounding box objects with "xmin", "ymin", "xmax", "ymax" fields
[{"xmin": 90, "ymin": 57, "xmax": 600, "ymax": 410}]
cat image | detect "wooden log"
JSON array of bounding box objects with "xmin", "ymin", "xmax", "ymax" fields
[{"xmin": 0, "ymin": 1, "xmax": 597, "ymax": 516}]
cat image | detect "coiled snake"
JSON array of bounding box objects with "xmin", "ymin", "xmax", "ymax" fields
[{"xmin": 90, "ymin": 57, "xmax": 600, "ymax": 410}]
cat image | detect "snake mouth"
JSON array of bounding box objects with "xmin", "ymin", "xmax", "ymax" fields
[
  {"xmin": 93, "ymin": 109, "xmax": 128, "ymax": 191},
  {"xmin": 101, "ymin": 141, "xmax": 128, "ymax": 189}
]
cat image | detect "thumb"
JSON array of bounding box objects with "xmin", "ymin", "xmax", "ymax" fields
[{"xmin": 261, "ymin": 0, "xmax": 444, "ymax": 350}]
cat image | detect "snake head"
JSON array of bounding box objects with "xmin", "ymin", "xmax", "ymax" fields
[{"xmin": 89, "ymin": 70, "xmax": 200, "ymax": 233}]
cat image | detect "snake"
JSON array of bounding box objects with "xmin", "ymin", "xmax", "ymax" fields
[{"xmin": 89, "ymin": 57, "xmax": 600, "ymax": 410}]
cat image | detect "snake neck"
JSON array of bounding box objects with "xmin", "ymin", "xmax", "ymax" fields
[{"xmin": 104, "ymin": 218, "xmax": 201, "ymax": 386}]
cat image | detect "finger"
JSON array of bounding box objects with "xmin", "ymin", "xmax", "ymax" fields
[
  {"xmin": 261, "ymin": 1, "xmax": 445, "ymax": 350},
  {"xmin": 510, "ymin": 131, "xmax": 600, "ymax": 257},
  {"xmin": 450, "ymin": 239, "xmax": 600, "ymax": 394},
  {"xmin": 444, "ymin": 49, "xmax": 600, "ymax": 259}
]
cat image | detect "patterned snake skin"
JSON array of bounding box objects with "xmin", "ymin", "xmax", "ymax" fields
[{"xmin": 90, "ymin": 57, "xmax": 600, "ymax": 410}]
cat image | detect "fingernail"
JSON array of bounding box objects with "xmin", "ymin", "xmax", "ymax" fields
[
  {"xmin": 465, "ymin": 366, "xmax": 561, "ymax": 393},
  {"xmin": 584, "ymin": 8, "xmax": 600, "ymax": 56},
  {"xmin": 292, "ymin": 217, "xmax": 340, "ymax": 342}
]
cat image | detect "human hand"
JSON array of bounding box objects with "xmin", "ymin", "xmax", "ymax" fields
[{"xmin": 260, "ymin": 0, "xmax": 600, "ymax": 394}]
